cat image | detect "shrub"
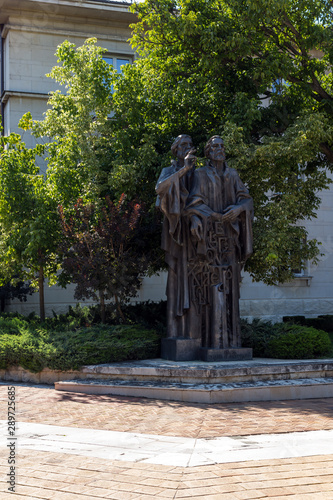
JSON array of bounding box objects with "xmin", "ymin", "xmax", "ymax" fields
[
  {"xmin": 283, "ymin": 315, "xmax": 333, "ymax": 333},
  {"xmin": 0, "ymin": 316, "xmax": 31, "ymax": 335},
  {"xmin": 241, "ymin": 319, "xmax": 332, "ymax": 359},
  {"xmin": 0, "ymin": 331, "xmax": 57, "ymax": 372},
  {"xmin": 241, "ymin": 318, "xmax": 282, "ymax": 357},
  {"xmin": 62, "ymin": 301, "xmax": 167, "ymax": 334},
  {"xmin": 0, "ymin": 316, "xmax": 161, "ymax": 372},
  {"xmin": 121, "ymin": 300, "xmax": 167, "ymax": 334},
  {"xmin": 267, "ymin": 324, "xmax": 332, "ymax": 359}
]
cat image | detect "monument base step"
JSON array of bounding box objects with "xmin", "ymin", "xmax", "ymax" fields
[
  {"xmin": 160, "ymin": 339, "xmax": 253, "ymax": 362},
  {"xmin": 200, "ymin": 347, "xmax": 253, "ymax": 362},
  {"xmin": 161, "ymin": 338, "xmax": 201, "ymax": 361},
  {"xmin": 55, "ymin": 377, "xmax": 333, "ymax": 404}
]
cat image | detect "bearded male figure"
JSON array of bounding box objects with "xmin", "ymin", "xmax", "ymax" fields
[
  {"xmin": 185, "ymin": 135, "xmax": 253, "ymax": 361},
  {"xmin": 156, "ymin": 134, "xmax": 201, "ymax": 360}
]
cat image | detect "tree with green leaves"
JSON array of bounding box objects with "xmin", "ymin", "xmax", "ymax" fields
[
  {"xmin": 22, "ymin": 4, "xmax": 333, "ymax": 287},
  {"xmin": 106, "ymin": 0, "xmax": 333, "ymax": 284},
  {"xmin": 21, "ymin": 37, "xmax": 162, "ymax": 274},
  {"xmin": 20, "ymin": 38, "xmax": 116, "ymax": 208},
  {"xmin": 0, "ymin": 280, "xmax": 34, "ymax": 313},
  {"xmin": 0, "ymin": 133, "xmax": 61, "ymax": 320}
]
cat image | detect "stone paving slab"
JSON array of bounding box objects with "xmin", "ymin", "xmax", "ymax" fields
[
  {"xmin": 1, "ymin": 420, "xmax": 332, "ymax": 467},
  {"xmin": 1, "ymin": 383, "xmax": 333, "ymax": 499},
  {"xmin": 1, "ymin": 384, "xmax": 332, "ymax": 438},
  {"xmin": 56, "ymin": 376, "xmax": 333, "ymax": 390},
  {"xmin": 1, "ymin": 447, "xmax": 333, "ymax": 499},
  {"xmin": 84, "ymin": 358, "xmax": 333, "ymax": 369}
]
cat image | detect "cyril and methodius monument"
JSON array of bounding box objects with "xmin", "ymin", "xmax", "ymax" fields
[{"xmin": 156, "ymin": 134, "xmax": 253, "ymax": 362}]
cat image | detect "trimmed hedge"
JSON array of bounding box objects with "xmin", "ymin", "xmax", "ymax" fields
[
  {"xmin": 268, "ymin": 325, "xmax": 332, "ymax": 359},
  {"xmin": 1, "ymin": 307, "xmax": 332, "ymax": 373},
  {"xmin": 283, "ymin": 315, "xmax": 333, "ymax": 333},
  {"xmin": 241, "ymin": 319, "xmax": 332, "ymax": 359}
]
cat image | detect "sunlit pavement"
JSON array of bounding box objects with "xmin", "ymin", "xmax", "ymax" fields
[{"xmin": 1, "ymin": 383, "xmax": 333, "ymax": 499}]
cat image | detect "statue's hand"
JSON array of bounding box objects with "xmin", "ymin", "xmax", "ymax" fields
[
  {"xmin": 190, "ymin": 216, "xmax": 203, "ymax": 241},
  {"xmin": 221, "ymin": 205, "xmax": 242, "ymax": 222},
  {"xmin": 184, "ymin": 149, "xmax": 197, "ymax": 171}
]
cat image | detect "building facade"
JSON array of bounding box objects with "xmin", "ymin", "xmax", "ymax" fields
[{"xmin": 1, "ymin": 0, "xmax": 332, "ymax": 321}]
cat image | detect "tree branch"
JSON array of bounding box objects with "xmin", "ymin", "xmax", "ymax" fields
[
  {"xmin": 319, "ymin": 142, "xmax": 333, "ymax": 164},
  {"xmin": 309, "ymin": 75, "xmax": 333, "ymax": 102}
]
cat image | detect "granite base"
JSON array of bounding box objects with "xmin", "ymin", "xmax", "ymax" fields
[
  {"xmin": 200, "ymin": 347, "xmax": 253, "ymax": 362},
  {"xmin": 161, "ymin": 338, "xmax": 201, "ymax": 361}
]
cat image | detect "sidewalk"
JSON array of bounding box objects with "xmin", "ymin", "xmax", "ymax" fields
[{"xmin": 1, "ymin": 383, "xmax": 333, "ymax": 499}]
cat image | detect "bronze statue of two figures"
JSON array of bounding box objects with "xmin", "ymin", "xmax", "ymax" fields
[{"xmin": 156, "ymin": 135, "xmax": 253, "ymax": 362}]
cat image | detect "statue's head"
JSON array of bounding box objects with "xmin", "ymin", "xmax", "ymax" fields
[
  {"xmin": 204, "ymin": 135, "xmax": 226, "ymax": 163},
  {"xmin": 171, "ymin": 134, "xmax": 193, "ymax": 161}
]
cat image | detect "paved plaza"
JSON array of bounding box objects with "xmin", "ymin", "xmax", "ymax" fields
[{"xmin": 1, "ymin": 383, "xmax": 333, "ymax": 499}]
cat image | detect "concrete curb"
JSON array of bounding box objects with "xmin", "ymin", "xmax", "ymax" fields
[
  {"xmin": 2, "ymin": 359, "xmax": 333, "ymax": 403},
  {"xmin": 55, "ymin": 377, "xmax": 333, "ymax": 403}
]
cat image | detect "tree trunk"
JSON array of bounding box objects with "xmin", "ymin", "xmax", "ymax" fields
[
  {"xmin": 99, "ymin": 290, "xmax": 106, "ymax": 324},
  {"xmin": 114, "ymin": 294, "xmax": 125, "ymax": 322},
  {"xmin": 39, "ymin": 265, "xmax": 45, "ymax": 322},
  {"xmin": 319, "ymin": 142, "xmax": 333, "ymax": 163}
]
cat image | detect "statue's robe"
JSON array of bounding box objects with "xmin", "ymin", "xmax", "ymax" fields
[
  {"xmin": 185, "ymin": 162, "xmax": 253, "ymax": 348},
  {"xmin": 156, "ymin": 161, "xmax": 199, "ymax": 338}
]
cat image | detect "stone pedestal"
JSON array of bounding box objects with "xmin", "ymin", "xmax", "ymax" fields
[
  {"xmin": 161, "ymin": 338, "xmax": 201, "ymax": 361},
  {"xmin": 199, "ymin": 347, "xmax": 253, "ymax": 362}
]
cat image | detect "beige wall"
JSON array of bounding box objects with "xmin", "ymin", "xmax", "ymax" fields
[{"xmin": 1, "ymin": 0, "xmax": 135, "ymax": 134}]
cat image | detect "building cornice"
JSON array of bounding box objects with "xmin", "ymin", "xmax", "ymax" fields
[
  {"xmin": 1, "ymin": 91, "xmax": 49, "ymax": 104},
  {"xmin": 2, "ymin": 23, "xmax": 132, "ymax": 47},
  {"xmin": 23, "ymin": 0, "xmax": 132, "ymax": 11},
  {"xmin": 0, "ymin": 0, "xmax": 136, "ymax": 25}
]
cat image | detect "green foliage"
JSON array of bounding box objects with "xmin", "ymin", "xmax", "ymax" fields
[
  {"xmin": 0, "ymin": 316, "xmax": 32, "ymax": 335},
  {"xmin": 0, "ymin": 135, "xmax": 59, "ymax": 280},
  {"xmin": 58, "ymin": 196, "xmax": 151, "ymax": 322},
  {"xmin": 241, "ymin": 319, "xmax": 332, "ymax": 358},
  {"xmin": 0, "ymin": 313, "xmax": 160, "ymax": 372},
  {"xmin": 268, "ymin": 325, "xmax": 332, "ymax": 359},
  {"xmin": 18, "ymin": 1, "xmax": 333, "ymax": 287},
  {"xmin": 51, "ymin": 300, "xmax": 167, "ymax": 334},
  {"xmin": 0, "ymin": 133, "xmax": 61, "ymax": 319},
  {"xmin": 283, "ymin": 315, "xmax": 333, "ymax": 333},
  {"xmin": 21, "ymin": 38, "xmax": 116, "ymax": 207},
  {"xmin": 21, "ymin": 38, "xmax": 162, "ymax": 286},
  {"xmin": 59, "ymin": 304, "xmax": 97, "ymax": 329},
  {"xmin": 109, "ymin": 0, "xmax": 333, "ymax": 284},
  {"xmin": 241, "ymin": 318, "xmax": 283, "ymax": 357},
  {"xmin": 121, "ymin": 300, "xmax": 167, "ymax": 335}
]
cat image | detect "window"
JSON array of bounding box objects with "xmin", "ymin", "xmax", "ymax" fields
[
  {"xmin": 102, "ymin": 56, "xmax": 131, "ymax": 116},
  {"xmin": 291, "ymin": 236, "xmax": 309, "ymax": 277},
  {"xmin": 103, "ymin": 56, "xmax": 131, "ymax": 73},
  {"xmin": 271, "ymin": 78, "xmax": 289, "ymax": 95}
]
